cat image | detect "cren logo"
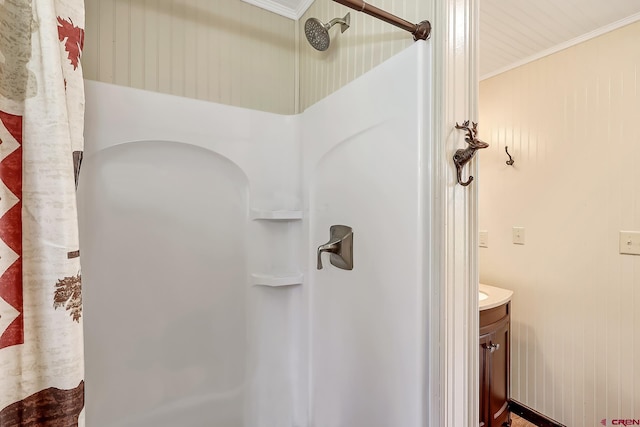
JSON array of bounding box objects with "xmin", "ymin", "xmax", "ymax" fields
[{"xmin": 609, "ymin": 420, "xmax": 640, "ymax": 426}]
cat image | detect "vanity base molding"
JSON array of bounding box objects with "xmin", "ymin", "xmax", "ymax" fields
[{"xmin": 508, "ymin": 400, "xmax": 566, "ymax": 427}]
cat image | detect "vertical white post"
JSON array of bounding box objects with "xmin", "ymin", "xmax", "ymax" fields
[{"xmin": 428, "ymin": 0, "xmax": 479, "ymax": 426}]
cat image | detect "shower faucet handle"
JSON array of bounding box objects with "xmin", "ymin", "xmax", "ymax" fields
[{"xmin": 317, "ymin": 225, "xmax": 354, "ymax": 270}]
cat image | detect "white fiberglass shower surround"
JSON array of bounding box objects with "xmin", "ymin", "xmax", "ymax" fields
[{"xmin": 79, "ymin": 41, "xmax": 438, "ymax": 427}]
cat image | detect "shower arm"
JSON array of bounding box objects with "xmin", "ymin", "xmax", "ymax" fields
[{"xmin": 332, "ymin": 0, "xmax": 431, "ymax": 41}]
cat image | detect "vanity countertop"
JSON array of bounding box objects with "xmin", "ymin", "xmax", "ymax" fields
[{"xmin": 479, "ymin": 283, "xmax": 513, "ymax": 311}]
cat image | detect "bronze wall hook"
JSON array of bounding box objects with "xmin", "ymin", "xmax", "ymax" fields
[
  {"xmin": 505, "ymin": 146, "xmax": 514, "ymax": 166},
  {"xmin": 453, "ymin": 121, "xmax": 489, "ymax": 186}
]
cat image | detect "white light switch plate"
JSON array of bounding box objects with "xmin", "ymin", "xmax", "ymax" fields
[
  {"xmin": 512, "ymin": 227, "xmax": 525, "ymax": 245},
  {"xmin": 619, "ymin": 231, "xmax": 640, "ymax": 255},
  {"xmin": 479, "ymin": 230, "xmax": 489, "ymax": 248}
]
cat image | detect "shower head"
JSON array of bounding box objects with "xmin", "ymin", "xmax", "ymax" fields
[{"xmin": 304, "ymin": 12, "xmax": 350, "ymax": 51}]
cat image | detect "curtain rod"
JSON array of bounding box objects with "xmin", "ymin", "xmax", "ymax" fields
[{"xmin": 332, "ymin": 0, "xmax": 431, "ymax": 41}]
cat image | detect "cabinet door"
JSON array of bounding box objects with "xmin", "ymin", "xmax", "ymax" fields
[
  {"xmin": 489, "ymin": 317, "xmax": 510, "ymax": 426},
  {"xmin": 479, "ymin": 332, "xmax": 492, "ymax": 427}
]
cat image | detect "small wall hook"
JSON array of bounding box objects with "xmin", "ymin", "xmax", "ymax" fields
[
  {"xmin": 505, "ymin": 146, "xmax": 514, "ymax": 166},
  {"xmin": 453, "ymin": 121, "xmax": 489, "ymax": 186}
]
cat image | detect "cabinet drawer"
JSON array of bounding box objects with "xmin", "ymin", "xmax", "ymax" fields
[{"xmin": 480, "ymin": 302, "xmax": 509, "ymax": 329}]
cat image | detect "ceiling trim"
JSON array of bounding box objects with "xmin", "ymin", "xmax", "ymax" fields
[
  {"xmin": 241, "ymin": 0, "xmax": 315, "ymax": 20},
  {"xmin": 481, "ymin": 11, "xmax": 640, "ymax": 81}
]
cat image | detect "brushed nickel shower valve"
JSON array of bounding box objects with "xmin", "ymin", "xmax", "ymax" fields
[{"xmin": 317, "ymin": 225, "xmax": 354, "ymax": 270}]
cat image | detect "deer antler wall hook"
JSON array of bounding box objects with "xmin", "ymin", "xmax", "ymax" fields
[{"xmin": 453, "ymin": 121, "xmax": 489, "ymax": 186}]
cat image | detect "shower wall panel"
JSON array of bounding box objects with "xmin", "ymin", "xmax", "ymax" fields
[
  {"xmin": 302, "ymin": 41, "xmax": 431, "ymax": 427},
  {"xmin": 80, "ymin": 81, "xmax": 300, "ymax": 427}
]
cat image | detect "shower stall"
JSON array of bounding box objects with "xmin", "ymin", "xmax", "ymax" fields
[{"xmin": 79, "ymin": 41, "xmax": 437, "ymax": 427}]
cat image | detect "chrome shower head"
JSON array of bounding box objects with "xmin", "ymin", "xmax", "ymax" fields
[{"xmin": 304, "ymin": 12, "xmax": 350, "ymax": 51}]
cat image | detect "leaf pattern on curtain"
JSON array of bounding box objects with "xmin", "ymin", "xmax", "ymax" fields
[
  {"xmin": 57, "ymin": 17, "xmax": 84, "ymax": 71},
  {"xmin": 53, "ymin": 273, "xmax": 82, "ymax": 322}
]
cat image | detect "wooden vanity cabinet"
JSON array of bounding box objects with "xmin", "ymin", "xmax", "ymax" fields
[{"xmin": 479, "ymin": 302, "xmax": 511, "ymax": 427}]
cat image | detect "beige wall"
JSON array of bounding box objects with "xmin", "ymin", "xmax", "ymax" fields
[
  {"xmin": 83, "ymin": 0, "xmax": 297, "ymax": 114},
  {"xmin": 479, "ymin": 21, "xmax": 640, "ymax": 425},
  {"xmin": 83, "ymin": 0, "xmax": 432, "ymax": 114},
  {"xmin": 298, "ymin": 0, "xmax": 431, "ymax": 110}
]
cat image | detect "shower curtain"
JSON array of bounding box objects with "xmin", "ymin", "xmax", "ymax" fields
[{"xmin": 0, "ymin": 0, "xmax": 85, "ymax": 425}]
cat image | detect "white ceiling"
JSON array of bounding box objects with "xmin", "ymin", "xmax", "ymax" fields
[
  {"xmin": 247, "ymin": 0, "xmax": 640, "ymax": 79},
  {"xmin": 479, "ymin": 0, "xmax": 640, "ymax": 79}
]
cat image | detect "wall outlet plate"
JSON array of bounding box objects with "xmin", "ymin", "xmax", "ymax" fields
[
  {"xmin": 479, "ymin": 230, "xmax": 489, "ymax": 248},
  {"xmin": 512, "ymin": 227, "xmax": 525, "ymax": 245},
  {"xmin": 619, "ymin": 231, "xmax": 640, "ymax": 255}
]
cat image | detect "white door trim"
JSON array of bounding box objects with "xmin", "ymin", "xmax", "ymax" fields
[{"xmin": 428, "ymin": 0, "xmax": 479, "ymax": 426}]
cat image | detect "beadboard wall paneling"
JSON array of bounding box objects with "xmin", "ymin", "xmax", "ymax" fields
[
  {"xmin": 479, "ymin": 21, "xmax": 640, "ymax": 426},
  {"xmin": 298, "ymin": 0, "xmax": 431, "ymax": 110},
  {"xmin": 84, "ymin": 0, "xmax": 297, "ymax": 114}
]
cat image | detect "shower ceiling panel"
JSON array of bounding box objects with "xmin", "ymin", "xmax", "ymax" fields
[
  {"xmin": 241, "ymin": 0, "xmax": 315, "ymax": 19},
  {"xmin": 248, "ymin": 0, "xmax": 640, "ymax": 79}
]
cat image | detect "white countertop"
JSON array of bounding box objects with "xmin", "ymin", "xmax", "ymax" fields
[{"xmin": 479, "ymin": 283, "xmax": 513, "ymax": 311}]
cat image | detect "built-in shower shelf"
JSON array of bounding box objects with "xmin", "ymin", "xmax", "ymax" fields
[
  {"xmin": 250, "ymin": 273, "xmax": 303, "ymax": 287},
  {"xmin": 250, "ymin": 209, "xmax": 303, "ymax": 221}
]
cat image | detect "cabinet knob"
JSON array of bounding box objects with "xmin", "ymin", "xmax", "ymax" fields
[{"xmin": 483, "ymin": 342, "xmax": 500, "ymax": 353}]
